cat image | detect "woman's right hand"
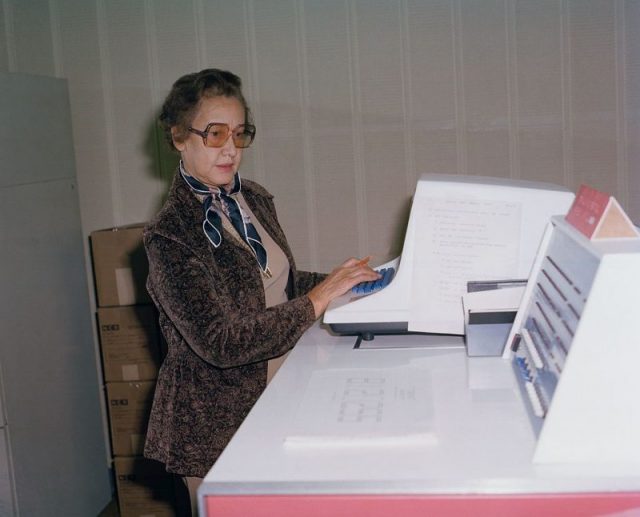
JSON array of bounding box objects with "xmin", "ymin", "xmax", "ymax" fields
[{"xmin": 307, "ymin": 257, "xmax": 381, "ymax": 318}]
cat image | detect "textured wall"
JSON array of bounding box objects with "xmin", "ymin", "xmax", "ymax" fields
[{"xmin": 1, "ymin": 0, "xmax": 639, "ymax": 272}]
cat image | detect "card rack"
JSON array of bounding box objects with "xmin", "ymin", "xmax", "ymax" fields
[{"xmin": 505, "ymin": 216, "xmax": 640, "ymax": 464}]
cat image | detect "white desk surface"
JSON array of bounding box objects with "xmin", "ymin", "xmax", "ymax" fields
[{"xmin": 200, "ymin": 324, "xmax": 640, "ymax": 497}]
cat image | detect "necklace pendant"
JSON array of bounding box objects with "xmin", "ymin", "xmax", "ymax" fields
[{"xmin": 262, "ymin": 267, "xmax": 273, "ymax": 279}]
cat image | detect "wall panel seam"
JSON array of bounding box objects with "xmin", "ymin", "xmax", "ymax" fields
[
  {"xmin": 614, "ymin": 0, "xmax": 629, "ymax": 208},
  {"xmin": 400, "ymin": 0, "xmax": 415, "ymax": 194},
  {"xmin": 144, "ymin": 0, "xmax": 163, "ymax": 193},
  {"xmin": 347, "ymin": 0, "xmax": 368, "ymax": 255},
  {"xmin": 2, "ymin": 0, "xmax": 16, "ymax": 71},
  {"xmin": 452, "ymin": 0, "xmax": 467, "ymax": 175},
  {"xmin": 49, "ymin": 0, "xmax": 63, "ymax": 77},
  {"xmin": 194, "ymin": 0, "xmax": 206, "ymax": 70},
  {"xmin": 560, "ymin": 0, "xmax": 574, "ymax": 188},
  {"xmin": 246, "ymin": 0, "xmax": 266, "ymax": 186},
  {"xmin": 505, "ymin": 0, "xmax": 520, "ymax": 179}
]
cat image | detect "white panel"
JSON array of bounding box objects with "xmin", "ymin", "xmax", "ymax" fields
[
  {"xmin": 56, "ymin": 6, "xmax": 116, "ymax": 464},
  {"xmin": 515, "ymin": 0, "xmax": 564, "ymax": 185},
  {"xmin": 0, "ymin": 74, "xmax": 75, "ymax": 187},
  {"xmin": 201, "ymin": 1, "xmax": 251, "ymax": 76},
  {"xmin": 353, "ymin": 0, "xmax": 410, "ymax": 261},
  {"xmin": 9, "ymin": 0, "xmax": 55, "ymax": 76},
  {"xmin": 148, "ymin": 0, "xmax": 199, "ymax": 80},
  {"xmin": 505, "ymin": 218, "xmax": 640, "ymax": 463},
  {"xmin": 101, "ymin": 0, "xmax": 164, "ymax": 224},
  {"xmin": 0, "ymin": 72, "xmax": 110, "ymax": 517},
  {"xmin": 0, "ymin": 367, "xmax": 5, "ymax": 427},
  {"xmin": 459, "ymin": 0, "xmax": 510, "ymax": 177},
  {"xmin": 302, "ymin": 0, "xmax": 360, "ymax": 271},
  {"xmin": 625, "ymin": 0, "xmax": 640, "ymax": 224},
  {"xmin": 569, "ymin": 0, "xmax": 617, "ymax": 193},
  {"xmin": 0, "ymin": 179, "xmax": 111, "ymax": 516},
  {"xmin": 149, "ymin": 0, "xmax": 200, "ymax": 183},
  {"xmin": 0, "ymin": 1, "xmax": 13, "ymax": 71},
  {"xmin": 251, "ymin": 0, "xmax": 311, "ymax": 264},
  {"xmin": 3, "ymin": 0, "xmax": 639, "ymax": 273},
  {"xmin": 57, "ymin": 0, "xmax": 117, "ymax": 233},
  {"xmin": 406, "ymin": 0, "xmax": 458, "ymax": 178}
]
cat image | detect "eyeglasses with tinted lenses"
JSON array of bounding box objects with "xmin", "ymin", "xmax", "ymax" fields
[{"xmin": 188, "ymin": 122, "xmax": 256, "ymax": 149}]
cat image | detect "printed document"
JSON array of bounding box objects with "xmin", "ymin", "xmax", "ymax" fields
[{"xmin": 408, "ymin": 197, "xmax": 521, "ymax": 335}]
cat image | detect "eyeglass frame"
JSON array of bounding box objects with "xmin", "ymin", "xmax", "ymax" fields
[{"xmin": 188, "ymin": 122, "xmax": 257, "ymax": 149}]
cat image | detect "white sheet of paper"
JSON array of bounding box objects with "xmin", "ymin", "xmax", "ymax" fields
[
  {"xmin": 284, "ymin": 367, "xmax": 435, "ymax": 449},
  {"xmin": 408, "ymin": 198, "xmax": 522, "ymax": 334}
]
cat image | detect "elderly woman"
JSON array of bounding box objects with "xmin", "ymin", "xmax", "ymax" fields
[{"xmin": 143, "ymin": 68, "xmax": 379, "ymax": 514}]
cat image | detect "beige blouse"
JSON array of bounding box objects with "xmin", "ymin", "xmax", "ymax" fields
[{"xmin": 219, "ymin": 192, "xmax": 289, "ymax": 307}]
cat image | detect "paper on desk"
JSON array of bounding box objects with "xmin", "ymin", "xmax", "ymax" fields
[
  {"xmin": 408, "ymin": 198, "xmax": 522, "ymax": 335},
  {"xmin": 284, "ymin": 367, "xmax": 436, "ymax": 449}
]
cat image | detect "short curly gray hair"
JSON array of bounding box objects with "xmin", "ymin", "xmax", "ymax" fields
[{"xmin": 159, "ymin": 68, "xmax": 253, "ymax": 151}]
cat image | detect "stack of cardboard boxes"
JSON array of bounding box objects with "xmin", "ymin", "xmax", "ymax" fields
[{"xmin": 90, "ymin": 224, "xmax": 176, "ymax": 517}]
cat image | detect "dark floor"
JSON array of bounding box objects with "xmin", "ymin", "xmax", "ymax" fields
[
  {"xmin": 97, "ymin": 498, "xmax": 119, "ymax": 516},
  {"xmin": 97, "ymin": 493, "xmax": 187, "ymax": 516}
]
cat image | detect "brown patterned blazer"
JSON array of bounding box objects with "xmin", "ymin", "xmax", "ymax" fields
[{"xmin": 143, "ymin": 171, "xmax": 325, "ymax": 477}]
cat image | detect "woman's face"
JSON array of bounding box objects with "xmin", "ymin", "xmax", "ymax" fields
[{"xmin": 173, "ymin": 95, "xmax": 245, "ymax": 189}]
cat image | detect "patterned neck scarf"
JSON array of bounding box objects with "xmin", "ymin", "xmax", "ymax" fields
[{"xmin": 179, "ymin": 162, "xmax": 270, "ymax": 276}]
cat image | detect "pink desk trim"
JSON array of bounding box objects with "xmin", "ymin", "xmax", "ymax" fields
[{"xmin": 204, "ymin": 492, "xmax": 640, "ymax": 517}]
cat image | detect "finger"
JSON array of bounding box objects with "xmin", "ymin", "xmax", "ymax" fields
[
  {"xmin": 342, "ymin": 255, "xmax": 372, "ymax": 268},
  {"xmin": 341, "ymin": 257, "xmax": 362, "ymax": 267},
  {"xmin": 355, "ymin": 255, "xmax": 372, "ymax": 266}
]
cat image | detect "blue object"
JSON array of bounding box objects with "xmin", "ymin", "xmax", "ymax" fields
[{"xmin": 351, "ymin": 267, "xmax": 395, "ymax": 295}]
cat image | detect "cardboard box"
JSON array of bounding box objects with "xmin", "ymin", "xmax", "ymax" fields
[
  {"xmin": 106, "ymin": 381, "xmax": 156, "ymax": 456},
  {"xmin": 90, "ymin": 224, "xmax": 151, "ymax": 307},
  {"xmin": 98, "ymin": 305, "xmax": 162, "ymax": 381},
  {"xmin": 114, "ymin": 456, "xmax": 176, "ymax": 517}
]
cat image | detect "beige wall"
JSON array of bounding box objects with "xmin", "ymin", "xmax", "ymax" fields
[{"xmin": 1, "ymin": 0, "xmax": 639, "ymax": 273}]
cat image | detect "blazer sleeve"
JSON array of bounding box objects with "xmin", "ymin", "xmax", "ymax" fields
[
  {"xmin": 294, "ymin": 270, "xmax": 327, "ymax": 295},
  {"xmin": 146, "ymin": 233, "xmax": 318, "ymax": 369}
]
